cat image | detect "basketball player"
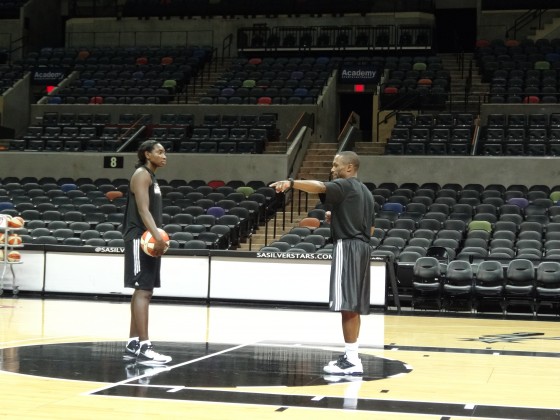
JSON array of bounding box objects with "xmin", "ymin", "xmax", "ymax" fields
[
  {"xmin": 122, "ymin": 140, "xmax": 172, "ymax": 365},
  {"xmin": 271, "ymin": 151, "xmax": 374, "ymax": 375}
]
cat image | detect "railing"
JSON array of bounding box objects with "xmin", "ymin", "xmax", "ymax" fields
[
  {"xmin": 263, "ymin": 112, "xmax": 314, "ymax": 245},
  {"xmin": 337, "ymin": 111, "xmax": 361, "ymax": 153},
  {"xmin": 112, "ymin": 115, "xmax": 152, "ymax": 152},
  {"xmin": 8, "ymin": 35, "xmax": 27, "ymax": 63},
  {"xmin": 0, "ymin": 33, "xmax": 11, "ymax": 51},
  {"xmin": 376, "ymin": 91, "xmax": 426, "ymax": 141},
  {"xmin": 505, "ymin": 9, "xmax": 549, "ymax": 40},
  {"xmin": 237, "ymin": 24, "xmax": 433, "ymax": 53},
  {"xmin": 463, "ymin": 60, "xmax": 473, "ymax": 109},
  {"xmin": 221, "ymin": 34, "xmax": 234, "ymax": 65},
  {"xmin": 378, "ymin": 89, "xmax": 488, "ymax": 115},
  {"xmin": 66, "ymin": 30, "xmax": 214, "ymax": 49}
]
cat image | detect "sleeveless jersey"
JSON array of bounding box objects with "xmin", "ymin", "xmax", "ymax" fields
[{"xmin": 123, "ymin": 166, "xmax": 163, "ymax": 241}]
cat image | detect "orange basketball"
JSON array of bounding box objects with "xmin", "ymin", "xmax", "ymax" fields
[
  {"xmin": 140, "ymin": 228, "xmax": 170, "ymax": 257},
  {"xmin": 8, "ymin": 216, "xmax": 25, "ymax": 229},
  {"xmin": 8, "ymin": 234, "xmax": 22, "ymax": 246},
  {"xmin": 7, "ymin": 250, "xmax": 21, "ymax": 262}
]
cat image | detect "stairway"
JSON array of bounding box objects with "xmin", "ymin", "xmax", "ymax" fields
[
  {"xmin": 236, "ymin": 142, "xmax": 336, "ymax": 251},
  {"xmin": 181, "ymin": 58, "xmax": 234, "ymax": 104},
  {"xmin": 439, "ymin": 52, "xmax": 489, "ymax": 113},
  {"xmin": 529, "ymin": 12, "xmax": 560, "ymax": 40}
]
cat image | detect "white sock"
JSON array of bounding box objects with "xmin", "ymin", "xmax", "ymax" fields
[
  {"xmin": 127, "ymin": 337, "xmax": 139, "ymax": 345},
  {"xmin": 345, "ymin": 342, "xmax": 360, "ymax": 363},
  {"xmin": 139, "ymin": 340, "xmax": 151, "ymax": 348}
]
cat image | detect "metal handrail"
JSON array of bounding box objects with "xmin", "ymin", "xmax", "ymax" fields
[
  {"xmin": 221, "ymin": 34, "xmax": 233, "ymax": 65},
  {"xmin": 115, "ymin": 116, "xmax": 150, "ymax": 152},
  {"xmin": 505, "ymin": 9, "xmax": 548, "ymax": 39},
  {"xmin": 337, "ymin": 111, "xmax": 360, "ymax": 153}
]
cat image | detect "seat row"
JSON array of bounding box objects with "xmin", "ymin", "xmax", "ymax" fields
[
  {"xmin": 0, "ymin": 176, "xmax": 269, "ymax": 190},
  {"xmin": 26, "ymin": 226, "xmax": 233, "ymax": 250},
  {"xmin": 409, "ymin": 257, "xmax": 560, "ymax": 315},
  {"xmin": 36, "ymin": 111, "xmax": 277, "ymax": 130}
]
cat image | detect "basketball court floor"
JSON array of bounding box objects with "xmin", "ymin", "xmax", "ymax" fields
[{"xmin": 1, "ymin": 296, "xmax": 560, "ymax": 419}]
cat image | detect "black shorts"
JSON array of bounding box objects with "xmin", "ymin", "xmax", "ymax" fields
[
  {"xmin": 329, "ymin": 239, "xmax": 371, "ymax": 315},
  {"xmin": 124, "ymin": 238, "xmax": 161, "ymax": 289}
]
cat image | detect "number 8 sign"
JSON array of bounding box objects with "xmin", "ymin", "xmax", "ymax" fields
[{"xmin": 103, "ymin": 156, "xmax": 124, "ymax": 169}]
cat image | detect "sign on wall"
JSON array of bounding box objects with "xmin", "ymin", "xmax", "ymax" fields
[
  {"xmin": 31, "ymin": 68, "xmax": 67, "ymax": 85},
  {"xmin": 338, "ymin": 66, "xmax": 380, "ymax": 85}
]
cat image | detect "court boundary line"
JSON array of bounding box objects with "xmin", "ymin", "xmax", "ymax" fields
[{"xmin": 85, "ymin": 341, "xmax": 259, "ymax": 396}]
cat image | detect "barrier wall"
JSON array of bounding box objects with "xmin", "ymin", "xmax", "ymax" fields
[{"xmin": 3, "ymin": 246, "xmax": 387, "ymax": 307}]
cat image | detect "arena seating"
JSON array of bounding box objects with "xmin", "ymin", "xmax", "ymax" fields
[
  {"xmin": 361, "ymin": 181, "xmax": 560, "ymax": 313},
  {"xmin": 475, "ymin": 38, "xmax": 560, "ymax": 104},
  {"xmin": 198, "ymin": 56, "xmax": 333, "ymax": 105},
  {"xmin": 0, "ymin": 177, "xmax": 280, "ymax": 250},
  {"xmin": 476, "ymin": 112, "xmax": 560, "ymax": 156},
  {"xmin": 12, "ymin": 112, "xmax": 278, "ymax": 153},
  {"xmin": 384, "ymin": 112, "xmax": 474, "ymax": 155},
  {"xmin": 15, "ymin": 46, "xmax": 212, "ymax": 104}
]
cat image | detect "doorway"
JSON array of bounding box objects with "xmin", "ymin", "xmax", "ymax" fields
[
  {"xmin": 434, "ymin": 8, "xmax": 477, "ymax": 53},
  {"xmin": 339, "ymin": 93, "xmax": 373, "ymax": 141}
]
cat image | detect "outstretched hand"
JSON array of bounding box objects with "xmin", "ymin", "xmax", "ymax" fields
[{"xmin": 269, "ymin": 180, "xmax": 291, "ymax": 193}]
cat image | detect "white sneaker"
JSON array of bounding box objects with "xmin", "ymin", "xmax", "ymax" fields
[
  {"xmin": 123, "ymin": 339, "xmax": 140, "ymax": 361},
  {"xmin": 323, "ymin": 374, "xmax": 364, "ymax": 383},
  {"xmin": 136, "ymin": 343, "xmax": 172, "ymax": 365},
  {"xmin": 323, "ymin": 354, "xmax": 363, "ymax": 375}
]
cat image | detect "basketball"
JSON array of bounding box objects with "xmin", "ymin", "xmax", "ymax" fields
[
  {"xmin": 7, "ymin": 250, "xmax": 21, "ymax": 262},
  {"xmin": 8, "ymin": 216, "xmax": 25, "ymax": 229},
  {"xmin": 8, "ymin": 234, "xmax": 22, "ymax": 246},
  {"xmin": 140, "ymin": 228, "xmax": 170, "ymax": 257}
]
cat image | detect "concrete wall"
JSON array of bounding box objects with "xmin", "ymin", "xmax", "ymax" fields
[
  {"xmin": 358, "ymin": 155, "xmax": 560, "ymax": 188},
  {"xmin": 0, "ymin": 20, "xmax": 22, "ymax": 52},
  {"xmin": 0, "ymin": 0, "xmax": 63, "ymax": 59},
  {"xmin": 0, "ymin": 151, "xmax": 290, "ymax": 184},
  {"xmin": 3, "ymin": 150, "xmax": 560, "ymax": 188},
  {"xmin": 0, "ymin": 75, "xmax": 31, "ymax": 137},
  {"xmin": 65, "ymin": 12, "xmax": 435, "ymax": 50},
  {"xmin": 478, "ymin": 9, "xmax": 560, "ymax": 41}
]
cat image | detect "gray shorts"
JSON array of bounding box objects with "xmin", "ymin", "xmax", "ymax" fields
[{"xmin": 329, "ymin": 239, "xmax": 371, "ymax": 315}]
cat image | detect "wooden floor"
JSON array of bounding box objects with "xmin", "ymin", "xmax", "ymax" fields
[{"xmin": 1, "ymin": 296, "xmax": 560, "ymax": 419}]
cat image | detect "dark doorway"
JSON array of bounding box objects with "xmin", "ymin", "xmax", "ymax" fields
[
  {"xmin": 434, "ymin": 8, "xmax": 477, "ymax": 53},
  {"xmin": 339, "ymin": 93, "xmax": 373, "ymax": 141}
]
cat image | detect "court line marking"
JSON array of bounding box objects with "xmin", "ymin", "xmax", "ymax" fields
[
  {"xmin": 94, "ymin": 383, "xmax": 560, "ymax": 418},
  {"xmin": 0, "ymin": 336, "xmax": 86, "ymax": 347},
  {"xmin": 85, "ymin": 341, "xmax": 259, "ymax": 396}
]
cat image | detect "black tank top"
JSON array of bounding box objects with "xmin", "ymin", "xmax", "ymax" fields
[{"xmin": 123, "ymin": 166, "xmax": 163, "ymax": 240}]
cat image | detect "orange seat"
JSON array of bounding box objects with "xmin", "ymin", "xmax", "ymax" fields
[{"xmin": 105, "ymin": 191, "xmax": 124, "ymax": 201}]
